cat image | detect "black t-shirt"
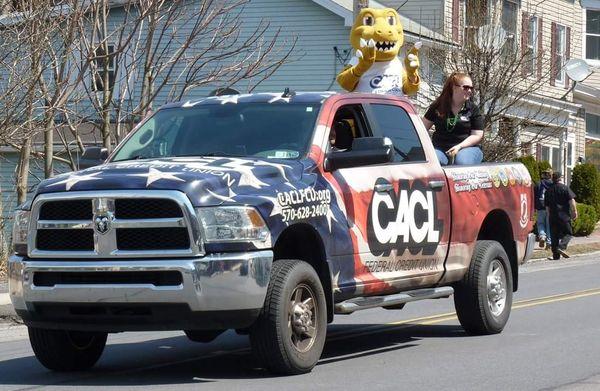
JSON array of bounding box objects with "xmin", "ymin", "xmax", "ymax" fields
[
  {"xmin": 544, "ymin": 183, "xmax": 576, "ymax": 221},
  {"xmin": 425, "ymin": 100, "xmax": 484, "ymax": 152}
]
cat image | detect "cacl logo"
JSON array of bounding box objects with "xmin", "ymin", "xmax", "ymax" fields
[{"xmin": 367, "ymin": 179, "xmax": 443, "ymax": 257}]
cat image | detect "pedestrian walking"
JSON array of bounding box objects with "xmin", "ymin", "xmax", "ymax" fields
[
  {"xmin": 544, "ymin": 171, "xmax": 578, "ymax": 260},
  {"xmin": 534, "ymin": 168, "xmax": 553, "ymax": 248}
]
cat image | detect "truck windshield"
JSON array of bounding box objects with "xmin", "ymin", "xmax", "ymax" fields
[{"xmin": 111, "ymin": 102, "xmax": 321, "ymax": 161}]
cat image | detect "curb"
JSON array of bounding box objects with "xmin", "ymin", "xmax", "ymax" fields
[{"xmin": 0, "ymin": 292, "xmax": 10, "ymax": 306}]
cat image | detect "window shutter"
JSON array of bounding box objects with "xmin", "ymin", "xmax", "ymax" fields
[
  {"xmin": 452, "ymin": 0, "xmax": 460, "ymax": 43},
  {"xmin": 537, "ymin": 18, "xmax": 543, "ymax": 80},
  {"xmin": 536, "ymin": 144, "xmax": 542, "ymax": 160},
  {"xmin": 521, "ymin": 12, "xmax": 529, "ymax": 77},
  {"xmin": 550, "ymin": 22, "xmax": 557, "ymax": 87},
  {"xmin": 565, "ymin": 26, "xmax": 571, "ymax": 89}
]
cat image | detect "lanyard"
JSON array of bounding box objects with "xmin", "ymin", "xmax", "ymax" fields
[{"xmin": 446, "ymin": 104, "xmax": 465, "ymax": 132}]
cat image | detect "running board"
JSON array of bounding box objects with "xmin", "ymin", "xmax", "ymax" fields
[{"xmin": 334, "ymin": 287, "xmax": 454, "ymax": 314}]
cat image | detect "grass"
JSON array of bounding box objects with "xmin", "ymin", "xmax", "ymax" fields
[{"xmin": 531, "ymin": 242, "xmax": 600, "ymax": 261}]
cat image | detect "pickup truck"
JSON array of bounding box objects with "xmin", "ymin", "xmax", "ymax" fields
[{"xmin": 9, "ymin": 92, "xmax": 536, "ymax": 375}]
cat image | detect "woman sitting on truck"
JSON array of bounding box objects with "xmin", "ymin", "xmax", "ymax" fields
[{"xmin": 422, "ymin": 72, "xmax": 484, "ymax": 165}]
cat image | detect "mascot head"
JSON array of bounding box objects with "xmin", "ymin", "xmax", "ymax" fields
[{"xmin": 350, "ymin": 8, "xmax": 404, "ymax": 62}]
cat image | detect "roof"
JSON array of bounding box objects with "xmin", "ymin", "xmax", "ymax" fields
[
  {"xmin": 163, "ymin": 91, "xmax": 338, "ymax": 109},
  {"xmin": 311, "ymin": 0, "xmax": 456, "ymax": 48}
]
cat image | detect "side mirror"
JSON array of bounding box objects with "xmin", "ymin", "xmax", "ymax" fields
[
  {"xmin": 79, "ymin": 146, "xmax": 108, "ymax": 169},
  {"xmin": 325, "ymin": 137, "xmax": 393, "ymax": 171}
]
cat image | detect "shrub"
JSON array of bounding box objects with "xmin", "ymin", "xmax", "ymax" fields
[
  {"xmin": 515, "ymin": 156, "xmax": 540, "ymax": 184},
  {"xmin": 537, "ymin": 160, "xmax": 552, "ymax": 178},
  {"xmin": 572, "ymin": 203, "xmax": 598, "ymax": 236},
  {"xmin": 570, "ymin": 163, "xmax": 600, "ymax": 219}
]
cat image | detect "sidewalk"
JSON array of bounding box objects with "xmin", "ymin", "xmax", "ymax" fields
[{"xmin": 530, "ymin": 226, "xmax": 600, "ymax": 261}]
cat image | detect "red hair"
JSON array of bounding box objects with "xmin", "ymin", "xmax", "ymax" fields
[{"xmin": 430, "ymin": 72, "xmax": 471, "ymax": 118}]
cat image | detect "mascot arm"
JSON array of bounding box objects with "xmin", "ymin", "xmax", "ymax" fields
[
  {"xmin": 402, "ymin": 44, "xmax": 421, "ymax": 96},
  {"xmin": 336, "ymin": 39, "xmax": 376, "ymax": 92}
]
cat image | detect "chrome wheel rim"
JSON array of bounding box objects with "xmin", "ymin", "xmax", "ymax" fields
[
  {"xmin": 487, "ymin": 259, "xmax": 507, "ymax": 317},
  {"xmin": 288, "ymin": 283, "xmax": 317, "ymax": 353}
]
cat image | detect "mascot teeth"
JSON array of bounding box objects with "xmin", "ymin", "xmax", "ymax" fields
[{"xmin": 375, "ymin": 41, "xmax": 395, "ymax": 51}]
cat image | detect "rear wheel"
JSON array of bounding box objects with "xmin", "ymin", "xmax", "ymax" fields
[
  {"xmin": 250, "ymin": 259, "xmax": 327, "ymax": 375},
  {"xmin": 454, "ymin": 240, "xmax": 513, "ymax": 335},
  {"xmin": 28, "ymin": 327, "xmax": 107, "ymax": 371}
]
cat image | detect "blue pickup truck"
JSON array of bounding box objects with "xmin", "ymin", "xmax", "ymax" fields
[{"xmin": 9, "ymin": 92, "xmax": 535, "ymax": 375}]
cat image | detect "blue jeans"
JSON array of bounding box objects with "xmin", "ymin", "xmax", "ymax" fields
[
  {"xmin": 536, "ymin": 209, "xmax": 551, "ymax": 244},
  {"xmin": 435, "ymin": 147, "xmax": 483, "ymax": 166}
]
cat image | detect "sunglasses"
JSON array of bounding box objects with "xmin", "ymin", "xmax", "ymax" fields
[{"xmin": 456, "ymin": 84, "xmax": 474, "ymax": 92}]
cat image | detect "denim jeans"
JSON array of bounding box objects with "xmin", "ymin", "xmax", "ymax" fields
[
  {"xmin": 435, "ymin": 147, "xmax": 483, "ymax": 166},
  {"xmin": 536, "ymin": 209, "xmax": 551, "ymax": 244}
]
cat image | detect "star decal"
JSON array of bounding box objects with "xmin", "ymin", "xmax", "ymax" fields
[
  {"xmin": 266, "ymin": 93, "xmax": 292, "ymax": 104},
  {"xmin": 236, "ymin": 165, "xmax": 268, "ymax": 189},
  {"xmin": 46, "ymin": 172, "xmax": 102, "ymax": 191},
  {"xmin": 257, "ymin": 194, "xmax": 286, "ymax": 218},
  {"xmin": 332, "ymin": 271, "xmax": 342, "ymax": 294},
  {"xmin": 254, "ymin": 160, "xmax": 292, "ymax": 181},
  {"xmin": 130, "ymin": 167, "xmax": 185, "ymax": 187},
  {"xmin": 205, "ymin": 188, "xmax": 237, "ymax": 202},
  {"xmin": 326, "ymin": 207, "xmax": 338, "ymax": 233}
]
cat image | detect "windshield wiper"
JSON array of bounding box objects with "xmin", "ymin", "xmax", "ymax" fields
[
  {"xmin": 175, "ymin": 152, "xmax": 245, "ymax": 158},
  {"xmin": 112, "ymin": 154, "xmax": 149, "ymax": 162}
]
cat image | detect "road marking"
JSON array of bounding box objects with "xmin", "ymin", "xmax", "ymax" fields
[{"xmin": 327, "ymin": 287, "xmax": 600, "ymax": 341}]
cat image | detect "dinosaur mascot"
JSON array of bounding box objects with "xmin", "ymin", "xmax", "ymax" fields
[{"xmin": 336, "ymin": 7, "xmax": 420, "ymax": 96}]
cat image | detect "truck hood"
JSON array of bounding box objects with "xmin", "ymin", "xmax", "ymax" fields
[{"xmin": 36, "ymin": 156, "xmax": 307, "ymax": 207}]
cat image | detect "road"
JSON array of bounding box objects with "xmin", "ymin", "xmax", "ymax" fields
[{"xmin": 1, "ymin": 254, "xmax": 600, "ymax": 391}]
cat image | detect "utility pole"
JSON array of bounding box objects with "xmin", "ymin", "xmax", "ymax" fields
[{"xmin": 353, "ymin": 0, "xmax": 369, "ymax": 19}]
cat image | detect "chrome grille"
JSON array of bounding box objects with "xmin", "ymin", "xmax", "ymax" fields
[{"xmin": 29, "ymin": 190, "xmax": 203, "ymax": 258}]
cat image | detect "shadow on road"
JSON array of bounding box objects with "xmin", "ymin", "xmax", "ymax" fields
[{"xmin": 0, "ymin": 323, "xmax": 466, "ymax": 386}]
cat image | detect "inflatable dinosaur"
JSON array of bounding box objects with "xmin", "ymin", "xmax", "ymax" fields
[{"xmin": 336, "ymin": 7, "xmax": 420, "ymax": 96}]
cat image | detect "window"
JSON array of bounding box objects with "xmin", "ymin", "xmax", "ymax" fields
[
  {"xmin": 567, "ymin": 141, "xmax": 574, "ymax": 167},
  {"xmin": 541, "ymin": 145, "xmax": 551, "ymax": 162},
  {"xmin": 525, "ymin": 16, "xmax": 539, "ymax": 75},
  {"xmin": 552, "ymin": 147, "xmax": 561, "ymax": 171},
  {"xmin": 464, "ymin": 0, "xmax": 490, "ymax": 47},
  {"xmin": 587, "ymin": 113, "xmax": 600, "ymax": 137},
  {"xmin": 369, "ymin": 104, "xmax": 425, "ymax": 162},
  {"xmin": 501, "ymin": 0, "xmax": 518, "ymax": 53},
  {"xmin": 587, "ymin": 10, "xmax": 600, "ymax": 61},
  {"xmin": 91, "ymin": 44, "xmax": 116, "ymax": 91},
  {"xmin": 555, "ymin": 25, "xmax": 566, "ymax": 84}
]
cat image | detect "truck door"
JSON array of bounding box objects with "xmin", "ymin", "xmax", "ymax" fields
[{"xmin": 324, "ymin": 97, "xmax": 451, "ymax": 296}]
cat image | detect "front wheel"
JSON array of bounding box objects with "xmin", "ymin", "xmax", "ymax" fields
[
  {"xmin": 249, "ymin": 259, "xmax": 327, "ymax": 375},
  {"xmin": 28, "ymin": 327, "xmax": 108, "ymax": 371},
  {"xmin": 454, "ymin": 240, "xmax": 513, "ymax": 335}
]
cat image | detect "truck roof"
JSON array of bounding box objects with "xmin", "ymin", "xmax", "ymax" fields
[{"xmin": 160, "ymin": 91, "xmax": 416, "ymax": 110}]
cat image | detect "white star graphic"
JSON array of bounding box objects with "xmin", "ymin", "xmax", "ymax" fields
[
  {"xmin": 253, "ymin": 160, "xmax": 292, "ymax": 181},
  {"xmin": 326, "ymin": 207, "xmax": 338, "ymax": 233},
  {"xmin": 182, "ymin": 99, "xmax": 202, "ymax": 108},
  {"xmin": 216, "ymin": 95, "xmax": 239, "ymax": 105},
  {"xmin": 257, "ymin": 194, "xmax": 286, "ymax": 218},
  {"xmin": 332, "ymin": 271, "xmax": 342, "ymax": 294},
  {"xmin": 236, "ymin": 165, "xmax": 268, "ymax": 189},
  {"xmin": 266, "ymin": 93, "xmax": 292, "ymax": 104},
  {"xmin": 205, "ymin": 188, "xmax": 237, "ymax": 203},
  {"xmin": 46, "ymin": 172, "xmax": 102, "ymax": 191},
  {"xmin": 130, "ymin": 167, "xmax": 185, "ymax": 187}
]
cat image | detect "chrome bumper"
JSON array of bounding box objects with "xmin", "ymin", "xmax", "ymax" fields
[
  {"xmin": 522, "ymin": 233, "xmax": 536, "ymax": 264},
  {"xmin": 8, "ymin": 251, "xmax": 272, "ymax": 325}
]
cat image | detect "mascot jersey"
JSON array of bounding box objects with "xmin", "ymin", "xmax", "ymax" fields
[{"xmin": 348, "ymin": 56, "xmax": 405, "ymax": 96}]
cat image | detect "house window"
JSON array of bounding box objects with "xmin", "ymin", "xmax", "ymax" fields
[
  {"xmin": 525, "ymin": 16, "xmax": 538, "ymax": 75},
  {"xmin": 586, "ymin": 10, "xmax": 600, "ymax": 61},
  {"xmin": 555, "ymin": 25, "xmax": 566, "ymax": 84},
  {"xmin": 501, "ymin": 0, "xmax": 519, "ymax": 52},
  {"xmin": 552, "ymin": 146, "xmax": 561, "ymax": 171},
  {"xmin": 464, "ymin": 0, "xmax": 490, "ymax": 47},
  {"xmin": 567, "ymin": 141, "xmax": 574, "ymax": 167},
  {"xmin": 541, "ymin": 145, "xmax": 551, "ymax": 162},
  {"xmin": 587, "ymin": 113, "xmax": 600, "ymax": 137},
  {"xmin": 91, "ymin": 44, "xmax": 116, "ymax": 91}
]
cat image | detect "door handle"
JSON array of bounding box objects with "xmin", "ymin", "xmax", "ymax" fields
[
  {"xmin": 375, "ymin": 183, "xmax": 393, "ymax": 192},
  {"xmin": 429, "ymin": 180, "xmax": 445, "ymax": 190}
]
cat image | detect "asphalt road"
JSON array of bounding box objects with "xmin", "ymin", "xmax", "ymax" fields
[{"xmin": 1, "ymin": 254, "xmax": 600, "ymax": 391}]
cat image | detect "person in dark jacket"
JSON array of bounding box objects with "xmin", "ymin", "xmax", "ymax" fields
[
  {"xmin": 534, "ymin": 168, "xmax": 553, "ymax": 248},
  {"xmin": 544, "ymin": 171, "xmax": 578, "ymax": 260},
  {"xmin": 422, "ymin": 72, "xmax": 484, "ymax": 165}
]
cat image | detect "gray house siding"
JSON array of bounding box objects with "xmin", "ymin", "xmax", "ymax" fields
[{"xmin": 379, "ymin": 0, "xmax": 445, "ymax": 32}]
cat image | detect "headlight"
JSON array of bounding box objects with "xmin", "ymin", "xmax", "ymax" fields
[
  {"xmin": 12, "ymin": 209, "xmax": 30, "ymax": 256},
  {"xmin": 196, "ymin": 206, "xmax": 271, "ymax": 248}
]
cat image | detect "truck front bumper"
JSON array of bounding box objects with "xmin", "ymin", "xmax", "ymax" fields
[{"xmin": 8, "ymin": 251, "xmax": 272, "ymax": 332}]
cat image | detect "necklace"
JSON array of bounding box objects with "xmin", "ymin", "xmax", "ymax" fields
[{"xmin": 446, "ymin": 104, "xmax": 465, "ymax": 132}]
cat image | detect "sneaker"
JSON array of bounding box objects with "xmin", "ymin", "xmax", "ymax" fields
[
  {"xmin": 558, "ymin": 249, "xmax": 570, "ymax": 258},
  {"xmin": 547, "ymin": 256, "xmax": 560, "ymax": 261}
]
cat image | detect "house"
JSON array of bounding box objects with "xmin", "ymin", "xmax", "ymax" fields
[
  {"xmin": 384, "ymin": 0, "xmax": 587, "ymax": 183},
  {"xmin": 576, "ymin": 0, "xmax": 600, "ymax": 170}
]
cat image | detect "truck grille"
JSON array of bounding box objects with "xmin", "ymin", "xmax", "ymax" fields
[{"xmin": 29, "ymin": 191, "xmax": 202, "ymax": 258}]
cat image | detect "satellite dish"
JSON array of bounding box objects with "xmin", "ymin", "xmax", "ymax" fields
[
  {"xmin": 476, "ymin": 25, "xmax": 507, "ymax": 50},
  {"xmin": 564, "ymin": 59, "xmax": 592, "ymax": 82}
]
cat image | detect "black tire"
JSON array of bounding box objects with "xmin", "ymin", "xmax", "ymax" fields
[
  {"xmin": 454, "ymin": 240, "xmax": 513, "ymax": 335},
  {"xmin": 28, "ymin": 327, "xmax": 107, "ymax": 371},
  {"xmin": 250, "ymin": 259, "xmax": 327, "ymax": 375},
  {"xmin": 184, "ymin": 329, "xmax": 225, "ymax": 343}
]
